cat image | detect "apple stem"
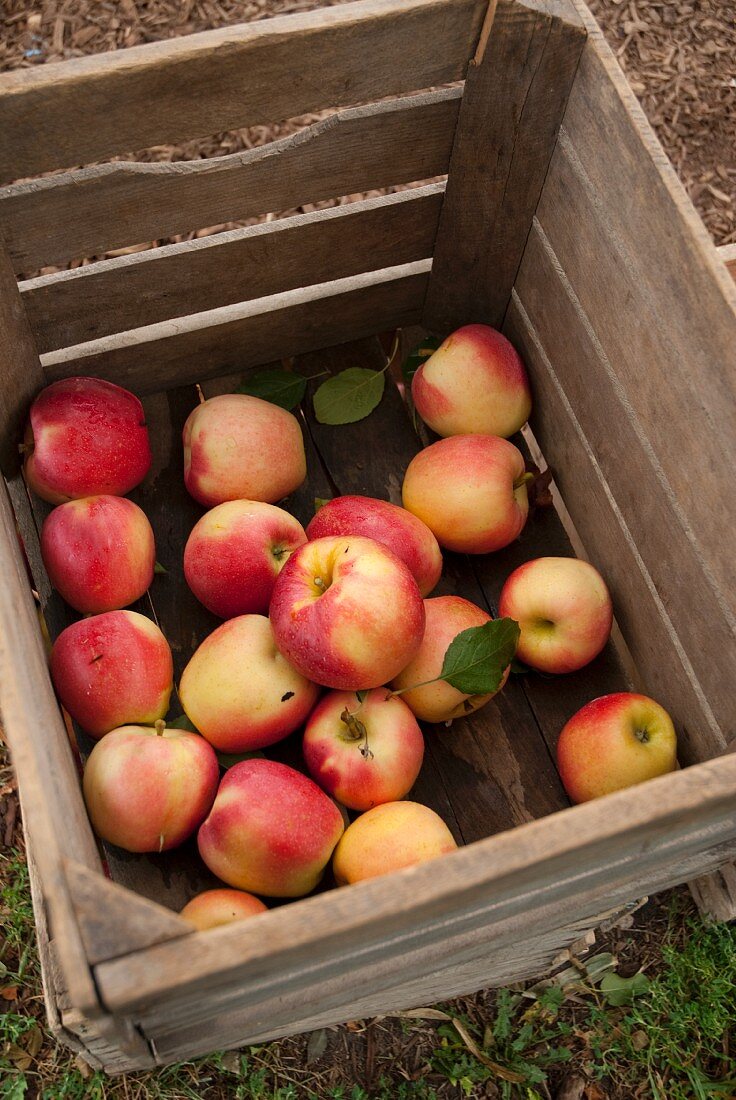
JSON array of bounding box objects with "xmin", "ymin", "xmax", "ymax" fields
[
  {"xmin": 388, "ymin": 676, "xmax": 441, "ymax": 698},
  {"xmin": 513, "ymin": 472, "xmax": 536, "ymax": 491},
  {"xmin": 154, "ymin": 719, "xmax": 166, "ymax": 737}
]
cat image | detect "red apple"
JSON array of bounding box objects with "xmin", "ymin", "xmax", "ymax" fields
[
  {"xmin": 270, "ymin": 536, "xmax": 425, "ymax": 690},
  {"xmin": 306, "ymin": 495, "xmax": 442, "ymax": 597},
  {"xmin": 391, "ymin": 596, "xmax": 508, "ymax": 723},
  {"xmin": 197, "ymin": 759, "xmax": 345, "ymax": 897},
  {"xmin": 332, "ymin": 801, "xmax": 457, "ymax": 885},
  {"xmin": 556, "ymin": 692, "xmax": 678, "ymax": 803},
  {"xmin": 180, "ymin": 889, "xmax": 267, "ymax": 930},
  {"xmin": 50, "ymin": 610, "xmax": 173, "ymax": 739},
  {"xmin": 40, "ymin": 495, "xmax": 155, "ymax": 613},
  {"xmin": 178, "ymin": 614, "xmax": 319, "ymax": 753},
  {"xmin": 499, "ymin": 556, "xmax": 613, "ymax": 673},
  {"xmin": 183, "ymin": 394, "xmax": 306, "ymax": 508},
  {"xmin": 24, "ymin": 377, "xmax": 151, "ymax": 504},
  {"xmin": 402, "ymin": 435, "xmax": 529, "ymax": 553},
  {"xmin": 82, "ymin": 722, "xmax": 219, "ymax": 852},
  {"xmin": 303, "ymin": 688, "xmax": 424, "ymax": 810},
  {"xmin": 412, "ymin": 325, "xmax": 532, "ymax": 439},
  {"xmin": 184, "ymin": 500, "xmax": 307, "ymax": 618}
]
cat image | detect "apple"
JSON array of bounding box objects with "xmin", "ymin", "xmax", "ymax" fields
[
  {"xmin": 269, "ymin": 535, "xmax": 425, "ymax": 690},
  {"xmin": 198, "ymin": 759, "xmax": 345, "ymax": 897},
  {"xmin": 183, "ymin": 394, "xmax": 307, "ymax": 509},
  {"xmin": 82, "ymin": 721, "xmax": 219, "ymax": 852},
  {"xmin": 50, "ymin": 610, "xmax": 173, "ymax": 739},
  {"xmin": 184, "ymin": 500, "xmax": 307, "ymax": 618},
  {"xmin": 391, "ymin": 596, "xmax": 508, "ymax": 723},
  {"xmin": 332, "ymin": 801, "xmax": 457, "ymax": 885},
  {"xmin": 178, "ymin": 614, "xmax": 319, "ymax": 753},
  {"xmin": 556, "ymin": 692, "xmax": 678, "ymax": 803},
  {"xmin": 23, "ymin": 376, "xmax": 151, "ymax": 504},
  {"xmin": 302, "ymin": 688, "xmax": 424, "ymax": 810},
  {"xmin": 180, "ymin": 889, "xmax": 267, "ymax": 930},
  {"xmin": 499, "ymin": 556, "xmax": 613, "ymax": 674},
  {"xmin": 401, "ymin": 435, "xmax": 529, "ymax": 553},
  {"xmin": 40, "ymin": 495, "xmax": 155, "ymax": 614},
  {"xmin": 412, "ymin": 325, "xmax": 532, "ymax": 439},
  {"xmin": 305, "ymin": 495, "xmax": 443, "ymax": 597}
]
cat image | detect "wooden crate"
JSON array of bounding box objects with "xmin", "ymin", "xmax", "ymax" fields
[{"xmin": 1, "ymin": 0, "xmax": 735, "ymax": 1074}]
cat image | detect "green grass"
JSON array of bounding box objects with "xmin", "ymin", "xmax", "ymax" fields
[{"xmin": 2, "ymin": 841, "xmax": 735, "ymax": 1099}]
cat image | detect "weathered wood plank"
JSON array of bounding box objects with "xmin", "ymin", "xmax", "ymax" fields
[
  {"xmin": 40, "ymin": 263, "xmax": 431, "ymax": 393},
  {"xmin": 22, "ymin": 187, "xmax": 444, "ymax": 353},
  {"xmin": 423, "ymin": 0, "xmax": 586, "ymax": 333},
  {"xmin": 95, "ymin": 752, "xmax": 736, "ymax": 1018},
  {"xmin": 0, "ymin": 0, "xmax": 484, "ymax": 185},
  {"xmin": 718, "ymin": 242, "xmax": 736, "ymax": 282},
  {"xmin": 535, "ymin": 29, "xmax": 736, "ymax": 637},
  {"xmin": 0, "ymin": 239, "xmax": 44, "ymax": 474},
  {"xmin": 504, "ymin": 290, "xmax": 726, "ymax": 763},
  {"xmin": 512, "ymin": 221, "xmax": 736, "ymax": 749},
  {"xmin": 3, "ymin": 89, "xmax": 461, "ymax": 273},
  {"xmin": 296, "ymin": 337, "xmax": 570, "ymax": 843}
]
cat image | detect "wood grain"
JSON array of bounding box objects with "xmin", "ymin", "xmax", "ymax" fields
[
  {"xmin": 511, "ymin": 222, "xmax": 736, "ymax": 752},
  {"xmin": 0, "ymin": 0, "xmax": 484, "ymax": 184},
  {"xmin": 40, "ymin": 262, "xmax": 431, "ymax": 393},
  {"xmin": 718, "ymin": 242, "xmax": 736, "ymax": 282},
  {"xmin": 22, "ymin": 187, "xmax": 444, "ymax": 353},
  {"xmin": 423, "ymin": 0, "xmax": 586, "ymax": 333},
  {"xmin": 0, "ymin": 240, "xmax": 44, "ymax": 474},
  {"xmin": 3, "ymin": 89, "xmax": 461, "ymax": 273}
]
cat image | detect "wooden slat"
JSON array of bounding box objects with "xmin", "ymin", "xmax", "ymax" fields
[
  {"xmin": 2, "ymin": 88, "xmax": 461, "ymax": 274},
  {"xmin": 511, "ymin": 222, "xmax": 736, "ymax": 754},
  {"xmin": 0, "ymin": 0, "xmax": 484, "ymax": 185},
  {"xmin": 22, "ymin": 187, "xmax": 444, "ymax": 354},
  {"xmin": 295, "ymin": 338, "xmax": 570, "ymax": 844},
  {"xmin": 423, "ymin": 0, "xmax": 586, "ymax": 333},
  {"xmin": 40, "ymin": 262, "xmax": 431, "ymax": 393},
  {"xmin": 0, "ymin": 239, "xmax": 44, "ymax": 474},
  {"xmin": 95, "ymin": 752, "xmax": 736, "ymax": 1019},
  {"xmin": 719, "ymin": 242, "xmax": 736, "ymax": 282},
  {"xmin": 534, "ymin": 21, "xmax": 736, "ymax": 635}
]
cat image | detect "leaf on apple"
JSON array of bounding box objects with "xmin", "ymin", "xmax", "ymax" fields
[
  {"xmin": 401, "ymin": 336, "xmax": 442, "ymax": 386},
  {"xmin": 313, "ymin": 368, "xmax": 385, "ymax": 425},
  {"xmin": 238, "ymin": 367, "xmax": 307, "ymax": 411},
  {"xmin": 439, "ymin": 618, "xmax": 520, "ymax": 696},
  {"xmin": 599, "ymin": 971, "xmax": 650, "ymax": 1006},
  {"xmin": 154, "ymin": 561, "xmax": 168, "ymax": 575},
  {"xmin": 314, "ymin": 497, "xmax": 332, "ymax": 513},
  {"xmin": 216, "ymin": 749, "xmax": 265, "ymax": 769}
]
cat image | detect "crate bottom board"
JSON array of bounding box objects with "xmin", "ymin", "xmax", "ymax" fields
[{"xmin": 13, "ymin": 333, "xmax": 631, "ymax": 914}]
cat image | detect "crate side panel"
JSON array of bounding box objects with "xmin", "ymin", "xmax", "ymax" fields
[{"xmin": 0, "ymin": 0, "xmax": 485, "ymax": 184}]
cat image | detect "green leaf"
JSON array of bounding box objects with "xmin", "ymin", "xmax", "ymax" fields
[
  {"xmin": 355, "ymin": 689, "xmax": 368, "ymax": 704},
  {"xmin": 313, "ymin": 368, "xmax": 385, "ymax": 425},
  {"xmin": 154, "ymin": 561, "xmax": 168, "ymax": 575},
  {"xmin": 168, "ymin": 714, "xmax": 198, "ymax": 732},
  {"xmin": 216, "ymin": 749, "xmax": 265, "ymax": 769},
  {"xmin": 314, "ymin": 497, "xmax": 331, "ymax": 513},
  {"xmin": 599, "ymin": 971, "xmax": 650, "ymax": 1006},
  {"xmin": 238, "ymin": 367, "xmax": 307, "ymax": 410},
  {"xmin": 439, "ymin": 618, "xmax": 520, "ymax": 696},
  {"xmin": 401, "ymin": 335, "xmax": 442, "ymax": 386}
]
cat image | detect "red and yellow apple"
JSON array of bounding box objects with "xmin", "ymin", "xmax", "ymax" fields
[
  {"xmin": 50, "ymin": 610, "xmax": 173, "ymax": 738},
  {"xmin": 332, "ymin": 801, "xmax": 457, "ymax": 885},
  {"xmin": 499, "ymin": 556, "xmax": 613, "ymax": 674},
  {"xmin": 184, "ymin": 500, "xmax": 307, "ymax": 618},
  {"xmin": 198, "ymin": 759, "xmax": 345, "ymax": 897},
  {"xmin": 82, "ymin": 722, "xmax": 219, "ymax": 852},
  {"xmin": 269, "ymin": 536, "xmax": 425, "ymax": 690},
  {"xmin": 303, "ymin": 688, "xmax": 424, "ymax": 810},
  {"xmin": 556, "ymin": 692, "xmax": 678, "ymax": 803},
  {"xmin": 306, "ymin": 495, "xmax": 442, "ymax": 597},
  {"xmin": 391, "ymin": 596, "xmax": 508, "ymax": 723},
  {"xmin": 178, "ymin": 614, "xmax": 319, "ymax": 753},
  {"xmin": 23, "ymin": 376, "xmax": 151, "ymax": 504},
  {"xmin": 40, "ymin": 495, "xmax": 155, "ymax": 613},
  {"xmin": 180, "ymin": 889, "xmax": 267, "ymax": 930},
  {"xmin": 412, "ymin": 325, "xmax": 532, "ymax": 439},
  {"xmin": 183, "ymin": 394, "xmax": 306, "ymax": 508},
  {"xmin": 402, "ymin": 435, "xmax": 529, "ymax": 553}
]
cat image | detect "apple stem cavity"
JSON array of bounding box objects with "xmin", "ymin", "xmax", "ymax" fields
[{"xmin": 155, "ymin": 719, "xmax": 166, "ymax": 737}]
